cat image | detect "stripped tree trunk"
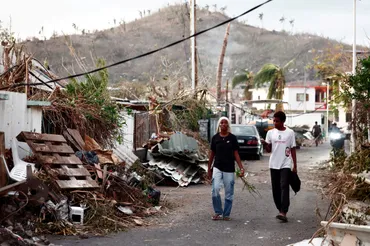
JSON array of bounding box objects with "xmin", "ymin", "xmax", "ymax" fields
[{"xmin": 216, "ymin": 23, "xmax": 231, "ymax": 104}]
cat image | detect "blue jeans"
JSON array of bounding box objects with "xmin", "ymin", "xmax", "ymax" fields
[{"xmin": 212, "ymin": 167, "xmax": 235, "ymax": 217}]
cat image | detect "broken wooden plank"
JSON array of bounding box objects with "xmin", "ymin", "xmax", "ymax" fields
[
  {"xmin": 67, "ymin": 129, "xmax": 85, "ymax": 150},
  {"xmin": 56, "ymin": 180, "xmax": 100, "ymax": 189},
  {"xmin": 63, "ymin": 130, "xmax": 82, "ymax": 152},
  {"xmin": 0, "ymin": 154, "xmax": 8, "ymax": 188},
  {"xmin": 0, "ymin": 132, "xmax": 5, "ymax": 156},
  {"xmin": 29, "ymin": 142, "xmax": 74, "ymax": 154},
  {"xmin": 0, "ymin": 180, "xmax": 27, "ymax": 195},
  {"xmin": 53, "ymin": 166, "xmax": 91, "ymax": 177},
  {"xmin": 17, "ymin": 132, "xmax": 67, "ymax": 143},
  {"xmin": 37, "ymin": 155, "xmax": 82, "ymax": 165}
]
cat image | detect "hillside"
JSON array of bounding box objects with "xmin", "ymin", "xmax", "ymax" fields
[{"xmin": 23, "ymin": 4, "xmax": 350, "ymax": 89}]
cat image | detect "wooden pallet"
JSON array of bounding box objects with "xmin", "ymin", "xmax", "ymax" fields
[{"xmin": 17, "ymin": 132, "xmax": 99, "ymax": 190}]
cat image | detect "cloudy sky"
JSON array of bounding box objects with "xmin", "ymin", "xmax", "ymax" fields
[{"xmin": 1, "ymin": 0, "xmax": 369, "ymax": 46}]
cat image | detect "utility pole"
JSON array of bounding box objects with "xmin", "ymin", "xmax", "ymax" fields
[
  {"xmin": 326, "ymin": 81, "xmax": 329, "ymax": 140},
  {"xmin": 303, "ymin": 68, "xmax": 306, "ymax": 113},
  {"xmin": 351, "ymin": 0, "xmax": 357, "ymax": 153},
  {"xmin": 190, "ymin": 0, "xmax": 198, "ymax": 91}
]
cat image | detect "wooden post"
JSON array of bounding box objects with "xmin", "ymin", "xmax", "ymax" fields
[
  {"xmin": 190, "ymin": 0, "xmax": 198, "ymax": 91},
  {"xmin": 0, "ymin": 132, "xmax": 5, "ymax": 156},
  {"xmin": 101, "ymin": 165, "xmax": 108, "ymax": 193},
  {"xmin": 26, "ymin": 164, "xmax": 33, "ymax": 180},
  {"xmin": 25, "ymin": 55, "xmax": 30, "ymax": 98}
]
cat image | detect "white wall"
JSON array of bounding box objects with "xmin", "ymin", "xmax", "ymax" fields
[
  {"xmin": 120, "ymin": 112, "xmax": 134, "ymax": 150},
  {"xmin": 250, "ymin": 88, "xmax": 278, "ymax": 110},
  {"xmin": 250, "ymin": 87, "xmax": 316, "ymax": 111},
  {"xmin": 0, "ymin": 91, "xmax": 43, "ymax": 159},
  {"xmin": 285, "ymin": 113, "xmax": 323, "ymax": 129},
  {"xmin": 284, "ymin": 87, "xmax": 316, "ymax": 111},
  {"xmin": 0, "ymin": 92, "xmax": 42, "ymax": 149}
]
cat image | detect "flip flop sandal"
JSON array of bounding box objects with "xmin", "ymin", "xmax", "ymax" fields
[
  {"xmin": 276, "ymin": 214, "xmax": 288, "ymax": 222},
  {"xmin": 212, "ymin": 214, "xmax": 223, "ymax": 220},
  {"xmin": 223, "ymin": 217, "xmax": 231, "ymax": 221}
]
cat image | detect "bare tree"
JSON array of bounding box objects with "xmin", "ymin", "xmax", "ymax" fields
[{"xmin": 216, "ymin": 23, "xmax": 231, "ymax": 104}]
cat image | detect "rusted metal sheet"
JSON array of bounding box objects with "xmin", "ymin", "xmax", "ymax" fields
[
  {"xmin": 134, "ymin": 113, "xmax": 148, "ymax": 150},
  {"xmin": 134, "ymin": 112, "xmax": 158, "ymax": 150}
]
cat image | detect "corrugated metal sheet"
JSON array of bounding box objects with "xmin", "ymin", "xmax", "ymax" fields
[
  {"xmin": 158, "ymin": 132, "xmax": 199, "ymax": 162},
  {"xmin": 113, "ymin": 145, "xmax": 139, "ymax": 169},
  {"xmin": 0, "ymin": 92, "xmax": 42, "ymax": 155},
  {"xmin": 144, "ymin": 156, "xmax": 206, "ymax": 187},
  {"xmin": 209, "ymin": 118, "xmax": 220, "ymax": 140}
]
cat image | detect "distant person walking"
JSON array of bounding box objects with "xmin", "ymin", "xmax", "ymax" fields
[
  {"xmin": 261, "ymin": 111, "xmax": 297, "ymax": 222},
  {"xmin": 312, "ymin": 121, "xmax": 322, "ymax": 147},
  {"xmin": 207, "ymin": 117, "xmax": 244, "ymax": 221}
]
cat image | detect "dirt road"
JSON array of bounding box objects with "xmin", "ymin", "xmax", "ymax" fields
[{"xmin": 52, "ymin": 142, "xmax": 331, "ymax": 246}]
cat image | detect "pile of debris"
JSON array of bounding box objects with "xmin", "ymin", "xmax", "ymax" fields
[
  {"xmin": 143, "ymin": 132, "xmax": 208, "ymax": 187},
  {"xmin": 0, "ymin": 130, "xmax": 162, "ymax": 244},
  {"xmin": 289, "ymin": 126, "xmax": 316, "ymax": 147}
]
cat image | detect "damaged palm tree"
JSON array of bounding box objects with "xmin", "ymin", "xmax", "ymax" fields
[
  {"xmin": 253, "ymin": 60, "xmax": 294, "ymax": 111},
  {"xmin": 232, "ymin": 70, "xmax": 254, "ymax": 100},
  {"xmin": 216, "ymin": 23, "xmax": 231, "ymax": 104}
]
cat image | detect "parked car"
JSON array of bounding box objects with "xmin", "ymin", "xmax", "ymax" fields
[{"xmin": 231, "ymin": 124, "xmax": 263, "ymax": 160}]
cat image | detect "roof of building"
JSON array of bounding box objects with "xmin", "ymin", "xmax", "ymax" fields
[{"xmin": 285, "ymin": 80, "xmax": 324, "ymax": 88}]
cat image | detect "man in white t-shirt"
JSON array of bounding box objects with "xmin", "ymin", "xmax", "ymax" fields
[{"xmin": 261, "ymin": 111, "xmax": 297, "ymax": 222}]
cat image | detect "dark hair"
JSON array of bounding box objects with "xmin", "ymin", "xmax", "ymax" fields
[
  {"xmin": 273, "ymin": 111, "xmax": 286, "ymax": 122},
  {"xmin": 315, "ymin": 121, "xmax": 318, "ymax": 124}
]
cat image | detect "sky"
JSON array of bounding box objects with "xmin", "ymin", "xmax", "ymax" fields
[{"xmin": 0, "ymin": 0, "xmax": 369, "ymax": 46}]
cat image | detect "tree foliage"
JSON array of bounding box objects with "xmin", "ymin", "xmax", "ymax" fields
[
  {"xmin": 232, "ymin": 71, "xmax": 253, "ymax": 100},
  {"xmin": 254, "ymin": 60, "xmax": 293, "ymax": 100}
]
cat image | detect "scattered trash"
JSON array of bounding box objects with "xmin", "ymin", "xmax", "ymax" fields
[{"xmin": 117, "ymin": 206, "xmax": 133, "ymax": 215}]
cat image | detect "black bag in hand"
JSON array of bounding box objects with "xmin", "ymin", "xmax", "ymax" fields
[{"xmin": 289, "ymin": 171, "xmax": 301, "ymax": 194}]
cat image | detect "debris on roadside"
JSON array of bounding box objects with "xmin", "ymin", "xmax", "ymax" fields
[
  {"xmin": 142, "ymin": 132, "xmax": 208, "ymax": 187},
  {"xmin": 0, "ymin": 130, "xmax": 164, "ymax": 245}
]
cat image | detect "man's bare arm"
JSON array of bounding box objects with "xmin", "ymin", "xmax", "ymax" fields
[{"xmin": 291, "ymin": 147, "xmax": 297, "ymax": 173}]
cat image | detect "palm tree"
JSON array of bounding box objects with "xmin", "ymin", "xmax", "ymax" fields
[
  {"xmin": 254, "ymin": 60, "xmax": 294, "ymax": 110},
  {"xmin": 289, "ymin": 19, "xmax": 295, "ymax": 33},
  {"xmin": 279, "ymin": 16, "xmax": 286, "ymax": 30},
  {"xmin": 232, "ymin": 70, "xmax": 254, "ymax": 100},
  {"xmin": 258, "ymin": 13, "xmax": 264, "ymax": 28}
]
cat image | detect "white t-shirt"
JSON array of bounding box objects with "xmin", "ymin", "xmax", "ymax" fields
[{"xmin": 266, "ymin": 127, "xmax": 296, "ymax": 169}]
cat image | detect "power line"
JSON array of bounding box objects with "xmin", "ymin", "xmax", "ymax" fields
[{"xmin": 4, "ymin": 0, "xmax": 273, "ymax": 89}]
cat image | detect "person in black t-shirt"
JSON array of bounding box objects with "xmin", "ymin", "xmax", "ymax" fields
[{"xmin": 208, "ymin": 117, "xmax": 244, "ymax": 221}]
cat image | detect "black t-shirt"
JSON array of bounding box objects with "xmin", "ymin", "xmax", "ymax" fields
[{"xmin": 211, "ymin": 133, "xmax": 239, "ymax": 173}]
